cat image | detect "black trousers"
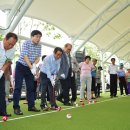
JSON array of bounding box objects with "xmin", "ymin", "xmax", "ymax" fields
[
  {"xmin": 0, "ymin": 75, "xmax": 6, "ymax": 114},
  {"xmin": 119, "ymin": 77, "xmax": 128, "ymax": 95},
  {"xmin": 91, "ymin": 77, "xmax": 96, "ymax": 92},
  {"xmin": 40, "ymin": 72, "xmax": 57, "ymax": 107},
  {"xmin": 110, "ymin": 74, "xmax": 117, "ymax": 96},
  {"xmin": 95, "ymin": 83, "xmax": 101, "ymax": 97},
  {"xmin": 70, "ymin": 72, "xmax": 77, "ymax": 102},
  {"xmin": 57, "ymin": 69, "xmax": 72, "ymax": 104}
]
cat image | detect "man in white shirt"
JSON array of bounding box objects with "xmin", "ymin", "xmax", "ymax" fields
[
  {"xmin": 0, "ymin": 32, "xmax": 18, "ymax": 116},
  {"xmin": 108, "ymin": 58, "xmax": 118, "ymax": 97}
]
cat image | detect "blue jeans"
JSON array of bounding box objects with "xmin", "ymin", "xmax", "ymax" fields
[{"xmin": 13, "ymin": 62, "xmax": 35, "ymax": 109}]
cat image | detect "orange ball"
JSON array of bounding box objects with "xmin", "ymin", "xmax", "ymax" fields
[{"xmin": 81, "ymin": 102, "xmax": 85, "ymax": 106}]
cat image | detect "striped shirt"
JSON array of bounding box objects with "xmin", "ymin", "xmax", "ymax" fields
[
  {"xmin": 18, "ymin": 40, "xmax": 41, "ymax": 66},
  {"xmin": 0, "ymin": 41, "xmax": 15, "ymax": 69},
  {"xmin": 96, "ymin": 70, "xmax": 101, "ymax": 83}
]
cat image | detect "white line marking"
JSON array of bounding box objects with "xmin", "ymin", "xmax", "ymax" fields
[{"xmin": 0, "ymin": 96, "xmax": 127, "ymax": 123}]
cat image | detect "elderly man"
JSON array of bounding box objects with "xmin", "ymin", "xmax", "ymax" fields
[
  {"xmin": 40, "ymin": 47, "xmax": 63, "ymax": 110},
  {"xmin": 0, "ymin": 32, "xmax": 18, "ymax": 117},
  {"xmin": 13, "ymin": 30, "xmax": 42, "ymax": 115},
  {"xmin": 57, "ymin": 43, "xmax": 73, "ymax": 106}
]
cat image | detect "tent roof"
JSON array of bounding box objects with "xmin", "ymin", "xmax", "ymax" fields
[{"xmin": 0, "ymin": 0, "xmax": 130, "ymax": 61}]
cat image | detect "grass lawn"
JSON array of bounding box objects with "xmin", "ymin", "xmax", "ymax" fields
[{"xmin": 0, "ymin": 93, "xmax": 130, "ymax": 130}]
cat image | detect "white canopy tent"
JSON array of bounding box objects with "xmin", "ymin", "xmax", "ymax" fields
[
  {"xmin": 0, "ymin": 0, "xmax": 130, "ymax": 93},
  {"xmin": 0, "ymin": 0, "xmax": 130, "ymax": 62}
]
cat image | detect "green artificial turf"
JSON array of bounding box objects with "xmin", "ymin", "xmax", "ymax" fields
[{"xmin": 0, "ymin": 94, "xmax": 130, "ymax": 130}]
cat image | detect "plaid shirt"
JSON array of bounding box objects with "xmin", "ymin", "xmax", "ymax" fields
[{"xmin": 18, "ymin": 40, "xmax": 41, "ymax": 66}]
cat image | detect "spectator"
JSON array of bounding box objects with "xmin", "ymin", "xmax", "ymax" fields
[
  {"xmin": 108, "ymin": 58, "xmax": 118, "ymax": 98},
  {"xmin": 95, "ymin": 66, "xmax": 103, "ymax": 98},
  {"xmin": 70, "ymin": 56, "xmax": 80, "ymax": 105},
  {"xmin": 79, "ymin": 56, "xmax": 94, "ymax": 104},
  {"xmin": 117, "ymin": 63, "xmax": 128, "ymax": 96},
  {"xmin": 125, "ymin": 67, "xmax": 130, "ymax": 95},
  {"xmin": 91, "ymin": 58, "xmax": 97, "ymax": 99}
]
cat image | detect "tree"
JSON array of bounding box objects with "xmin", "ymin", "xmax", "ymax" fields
[
  {"xmin": 84, "ymin": 43, "xmax": 100, "ymax": 60},
  {"xmin": 0, "ymin": 34, "xmax": 3, "ymax": 41},
  {"xmin": 16, "ymin": 17, "xmax": 62, "ymax": 40}
]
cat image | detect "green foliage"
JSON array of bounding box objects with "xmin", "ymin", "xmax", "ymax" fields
[
  {"xmin": 84, "ymin": 43, "xmax": 100, "ymax": 60},
  {"xmin": 18, "ymin": 17, "xmax": 62, "ymax": 40},
  {"xmin": 53, "ymin": 33, "xmax": 62, "ymax": 39},
  {"xmin": 82, "ymin": 43, "xmax": 101, "ymax": 66},
  {"xmin": 0, "ymin": 34, "xmax": 3, "ymax": 41}
]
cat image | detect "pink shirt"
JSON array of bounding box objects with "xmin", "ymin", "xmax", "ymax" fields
[{"xmin": 79, "ymin": 62, "xmax": 94, "ymax": 77}]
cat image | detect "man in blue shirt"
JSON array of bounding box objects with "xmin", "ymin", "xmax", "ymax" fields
[
  {"xmin": 40, "ymin": 47, "xmax": 63, "ymax": 110},
  {"xmin": 13, "ymin": 30, "xmax": 42, "ymax": 115},
  {"xmin": 117, "ymin": 63, "xmax": 128, "ymax": 95}
]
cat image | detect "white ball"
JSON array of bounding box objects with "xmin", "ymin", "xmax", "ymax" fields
[
  {"xmin": 75, "ymin": 103, "xmax": 78, "ymax": 107},
  {"xmin": 66, "ymin": 113, "xmax": 72, "ymax": 119},
  {"xmin": 92, "ymin": 100, "xmax": 97, "ymax": 104}
]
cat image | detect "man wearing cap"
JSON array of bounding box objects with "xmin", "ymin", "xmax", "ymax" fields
[{"xmin": 117, "ymin": 63, "xmax": 128, "ymax": 96}]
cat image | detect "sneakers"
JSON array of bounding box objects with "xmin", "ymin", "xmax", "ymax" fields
[
  {"xmin": 14, "ymin": 108, "xmax": 23, "ymax": 115},
  {"xmin": 50, "ymin": 106, "xmax": 61, "ymax": 111},
  {"xmin": 41, "ymin": 106, "xmax": 49, "ymax": 111},
  {"xmin": 71, "ymin": 101, "xmax": 76, "ymax": 106},
  {"xmin": 92, "ymin": 99, "xmax": 97, "ymax": 104},
  {"xmin": 87, "ymin": 99, "xmax": 91, "ymax": 104},
  {"xmin": 80, "ymin": 99, "xmax": 83, "ymax": 102},
  {"xmin": 0, "ymin": 112, "xmax": 11, "ymax": 117},
  {"xmin": 28, "ymin": 106, "xmax": 40, "ymax": 112},
  {"xmin": 56, "ymin": 98, "xmax": 64, "ymax": 103},
  {"xmin": 64, "ymin": 102, "xmax": 72, "ymax": 106}
]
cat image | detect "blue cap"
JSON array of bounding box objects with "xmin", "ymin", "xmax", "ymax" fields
[{"xmin": 120, "ymin": 63, "xmax": 123, "ymax": 66}]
